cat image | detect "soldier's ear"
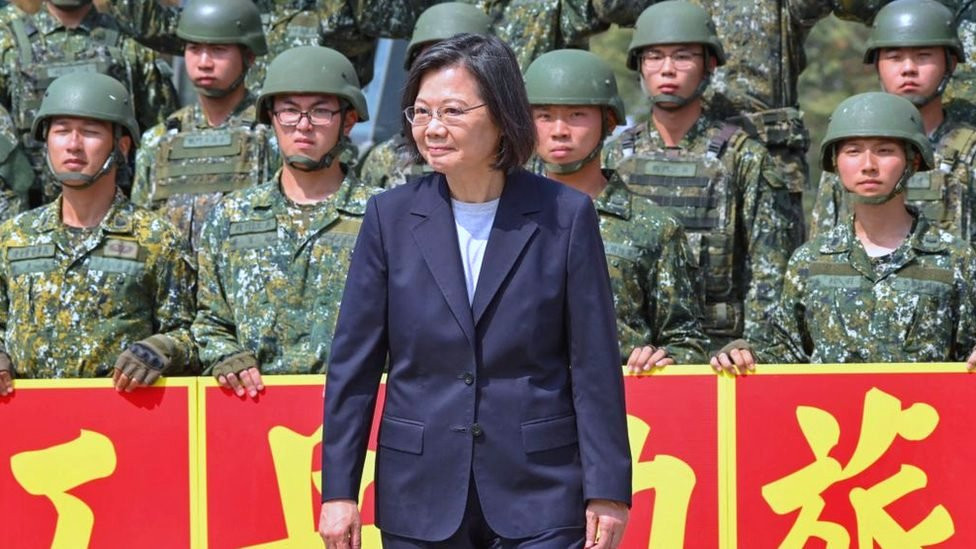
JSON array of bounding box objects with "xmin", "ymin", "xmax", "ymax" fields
[
  {"xmin": 118, "ymin": 135, "xmax": 133, "ymax": 157},
  {"xmin": 242, "ymin": 47, "xmax": 256, "ymax": 67},
  {"xmin": 12, "ymin": 0, "xmax": 41, "ymax": 15},
  {"xmin": 342, "ymin": 109, "xmax": 358, "ymax": 137}
]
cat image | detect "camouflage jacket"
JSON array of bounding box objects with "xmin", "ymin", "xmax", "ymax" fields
[
  {"xmin": 943, "ymin": 0, "xmax": 976, "ymax": 111},
  {"xmin": 0, "ymin": 101, "xmax": 33, "ymax": 222},
  {"xmin": 0, "ymin": 7, "xmax": 179, "ymax": 201},
  {"xmin": 604, "ymin": 114, "xmax": 800, "ymax": 347},
  {"xmin": 811, "ymin": 117, "xmax": 976, "ymax": 243},
  {"xmin": 594, "ymin": 171, "xmax": 709, "ymax": 363},
  {"xmin": 132, "ymin": 92, "xmax": 279, "ymax": 250},
  {"xmin": 104, "ymin": 0, "xmax": 428, "ymax": 88},
  {"xmin": 756, "ymin": 210, "xmax": 976, "ymax": 363},
  {"xmin": 358, "ymin": 133, "xmax": 431, "ymax": 189},
  {"xmin": 193, "ymin": 173, "xmax": 378, "ymax": 374},
  {"xmin": 0, "ymin": 190, "xmax": 197, "ymax": 378}
]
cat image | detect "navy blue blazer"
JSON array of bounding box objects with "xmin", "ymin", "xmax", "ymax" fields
[{"xmin": 322, "ymin": 169, "xmax": 631, "ymax": 541}]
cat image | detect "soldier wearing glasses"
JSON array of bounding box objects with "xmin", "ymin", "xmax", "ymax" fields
[
  {"xmin": 604, "ymin": 0, "xmax": 799, "ymax": 351},
  {"xmin": 192, "ymin": 45, "xmax": 376, "ymax": 398}
]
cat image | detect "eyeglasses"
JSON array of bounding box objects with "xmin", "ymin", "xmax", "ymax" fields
[
  {"xmin": 272, "ymin": 107, "xmax": 341, "ymax": 127},
  {"xmin": 404, "ymin": 104, "xmax": 485, "ymax": 126},
  {"xmin": 640, "ymin": 51, "xmax": 704, "ymax": 72}
]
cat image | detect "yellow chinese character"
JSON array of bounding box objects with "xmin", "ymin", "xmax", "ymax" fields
[
  {"xmin": 10, "ymin": 429, "xmax": 117, "ymax": 548},
  {"xmin": 629, "ymin": 414, "xmax": 696, "ymax": 549},
  {"xmin": 244, "ymin": 425, "xmax": 380, "ymax": 548},
  {"xmin": 762, "ymin": 387, "xmax": 954, "ymax": 548}
]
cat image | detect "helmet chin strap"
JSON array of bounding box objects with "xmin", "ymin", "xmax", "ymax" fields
[
  {"xmin": 544, "ymin": 110, "xmax": 609, "ymax": 175},
  {"xmin": 195, "ymin": 60, "xmax": 249, "ymax": 99},
  {"xmin": 847, "ymin": 146, "xmax": 916, "ymax": 205},
  {"xmin": 285, "ymin": 112, "xmax": 349, "ymax": 172},
  {"xmin": 45, "ymin": 126, "xmax": 123, "ymax": 190}
]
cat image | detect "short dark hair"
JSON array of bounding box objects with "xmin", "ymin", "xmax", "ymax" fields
[{"xmin": 401, "ymin": 33, "xmax": 535, "ymax": 172}]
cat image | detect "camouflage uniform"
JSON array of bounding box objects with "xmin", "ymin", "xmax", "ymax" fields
[
  {"xmin": 104, "ymin": 0, "xmax": 427, "ymax": 88},
  {"xmin": 605, "ymin": 114, "xmax": 800, "ymax": 349},
  {"xmin": 811, "ymin": 117, "xmax": 976, "ymax": 242},
  {"xmin": 193, "ymin": 175, "xmax": 377, "ymax": 374},
  {"xmin": 358, "ymin": 133, "xmax": 431, "ymax": 189},
  {"xmin": 0, "ymin": 102, "xmax": 33, "ymax": 222},
  {"xmin": 132, "ymin": 92, "xmax": 280, "ymax": 250},
  {"xmin": 0, "ymin": 190, "xmax": 197, "ymax": 378},
  {"xmin": 756, "ymin": 210, "xmax": 976, "ymax": 363},
  {"xmin": 593, "ymin": 171, "xmax": 708, "ymax": 363},
  {"xmin": 0, "ymin": 7, "xmax": 179, "ymax": 202},
  {"xmin": 943, "ymin": 0, "xmax": 976, "ymax": 119}
]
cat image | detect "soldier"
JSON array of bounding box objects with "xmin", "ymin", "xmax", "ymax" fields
[
  {"xmin": 0, "ymin": 104, "xmax": 33, "ymax": 223},
  {"xmin": 131, "ymin": 0, "xmax": 278, "ymax": 250},
  {"xmin": 0, "ymin": 73, "xmax": 196, "ymax": 396},
  {"xmin": 525, "ymin": 48, "xmax": 708, "ymax": 368},
  {"xmin": 711, "ymin": 93, "xmax": 976, "ymax": 373},
  {"xmin": 358, "ymin": 2, "xmax": 491, "ymax": 189},
  {"xmin": 604, "ymin": 1, "xmax": 799, "ymax": 351},
  {"xmin": 193, "ymin": 46, "xmax": 375, "ymax": 398},
  {"xmin": 811, "ymin": 0, "xmax": 976, "ymax": 245},
  {"xmin": 0, "ymin": 0, "xmax": 179, "ymax": 203},
  {"xmin": 102, "ymin": 0, "xmax": 430, "ymax": 89}
]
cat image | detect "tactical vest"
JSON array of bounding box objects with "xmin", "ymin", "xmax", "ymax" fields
[
  {"xmin": 614, "ymin": 123, "xmax": 746, "ymax": 337},
  {"xmin": 902, "ymin": 125, "xmax": 976, "ymax": 240},
  {"xmin": 8, "ymin": 17, "xmax": 133, "ymax": 153},
  {"xmin": 149, "ymin": 107, "xmax": 273, "ymax": 247}
]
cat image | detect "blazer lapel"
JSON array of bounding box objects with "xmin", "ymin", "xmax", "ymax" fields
[
  {"xmin": 411, "ymin": 175, "xmax": 477, "ymax": 346},
  {"xmin": 471, "ymin": 171, "xmax": 541, "ymax": 326}
]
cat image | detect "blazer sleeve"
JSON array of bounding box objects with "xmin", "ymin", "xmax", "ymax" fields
[
  {"xmin": 566, "ymin": 197, "xmax": 633, "ymax": 506},
  {"xmin": 321, "ymin": 196, "xmax": 389, "ymax": 502}
]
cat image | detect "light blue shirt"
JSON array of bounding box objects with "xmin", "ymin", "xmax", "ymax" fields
[{"xmin": 452, "ymin": 197, "xmax": 500, "ymax": 304}]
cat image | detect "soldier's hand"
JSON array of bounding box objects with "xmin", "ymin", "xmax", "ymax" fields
[
  {"xmin": 113, "ymin": 335, "xmax": 174, "ymax": 392},
  {"xmin": 967, "ymin": 346, "xmax": 976, "ymax": 372},
  {"xmin": 213, "ymin": 351, "xmax": 264, "ymax": 398},
  {"xmin": 627, "ymin": 345, "xmax": 673, "ymax": 374},
  {"xmin": 0, "ymin": 352, "xmax": 13, "ymax": 396},
  {"xmin": 709, "ymin": 339, "xmax": 756, "ymax": 375}
]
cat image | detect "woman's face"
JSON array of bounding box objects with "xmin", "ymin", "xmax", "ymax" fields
[
  {"xmin": 835, "ymin": 137, "xmax": 908, "ymax": 199},
  {"xmin": 410, "ymin": 64, "xmax": 501, "ymax": 176}
]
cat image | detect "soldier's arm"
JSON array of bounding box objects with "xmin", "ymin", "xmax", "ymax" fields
[
  {"xmin": 787, "ymin": 0, "xmax": 834, "ymax": 27},
  {"xmin": 591, "ymin": 0, "xmax": 656, "ymax": 25},
  {"xmin": 358, "ymin": 141, "xmax": 394, "ymax": 189},
  {"xmin": 130, "ymin": 125, "xmax": 162, "ymax": 209},
  {"xmin": 809, "ymin": 170, "xmax": 845, "ymax": 240},
  {"xmin": 558, "ymin": 0, "xmax": 611, "ymax": 51},
  {"xmin": 99, "ymin": 0, "xmax": 182, "ymax": 55},
  {"xmin": 125, "ymin": 40, "xmax": 179, "ymax": 134},
  {"xmin": 648, "ymin": 219, "xmax": 709, "ymax": 364},
  {"xmin": 951, "ymin": 247, "xmax": 976, "ymax": 363},
  {"xmin": 0, "ymin": 235, "xmax": 12, "ymax": 394},
  {"xmin": 148, "ymin": 224, "xmax": 199, "ymax": 375},
  {"xmin": 191, "ymin": 206, "xmax": 248, "ymax": 372},
  {"xmin": 752, "ymin": 252, "xmax": 814, "ymax": 364},
  {"xmin": 352, "ymin": 0, "xmax": 428, "ymax": 39},
  {"xmin": 0, "ymin": 25, "xmax": 16, "ymax": 111},
  {"xmin": 737, "ymin": 142, "xmax": 798, "ymax": 342},
  {"xmin": 0, "ymin": 107, "xmax": 34, "ymax": 220}
]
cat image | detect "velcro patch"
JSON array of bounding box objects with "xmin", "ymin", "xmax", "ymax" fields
[
  {"xmin": 102, "ymin": 238, "xmax": 140, "ymax": 259},
  {"xmin": 230, "ymin": 219, "xmax": 277, "ymax": 235},
  {"xmin": 8, "ymin": 244, "xmax": 55, "ymax": 261}
]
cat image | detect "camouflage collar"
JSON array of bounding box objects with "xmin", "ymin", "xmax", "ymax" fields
[
  {"xmin": 177, "ymin": 92, "xmax": 259, "ymax": 130},
  {"xmin": 254, "ymin": 172, "xmax": 368, "ymax": 216},
  {"xmin": 30, "ymin": 5, "xmax": 106, "ymax": 35},
  {"xmin": 820, "ymin": 207, "xmax": 946, "ymax": 255},
  {"xmin": 39, "ymin": 189, "xmax": 132, "ymax": 233},
  {"xmin": 593, "ymin": 170, "xmax": 632, "ymax": 220},
  {"xmin": 644, "ymin": 115, "xmax": 711, "ymax": 150}
]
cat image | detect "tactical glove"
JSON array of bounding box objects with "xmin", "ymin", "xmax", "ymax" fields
[
  {"xmin": 211, "ymin": 351, "xmax": 259, "ymax": 380},
  {"xmin": 113, "ymin": 334, "xmax": 177, "ymax": 385}
]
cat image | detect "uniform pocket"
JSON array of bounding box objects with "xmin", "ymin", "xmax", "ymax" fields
[
  {"xmin": 521, "ymin": 413, "xmax": 578, "ymax": 454},
  {"xmin": 378, "ymin": 415, "xmax": 425, "ymax": 455}
]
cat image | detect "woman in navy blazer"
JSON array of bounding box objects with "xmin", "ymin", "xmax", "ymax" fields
[{"xmin": 320, "ymin": 34, "xmax": 632, "ymax": 549}]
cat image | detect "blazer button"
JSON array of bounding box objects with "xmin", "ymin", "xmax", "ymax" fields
[
  {"xmin": 470, "ymin": 423, "xmax": 484, "ymax": 438},
  {"xmin": 462, "ymin": 373, "xmax": 474, "ymax": 385}
]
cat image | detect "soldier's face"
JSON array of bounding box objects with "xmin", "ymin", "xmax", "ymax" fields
[
  {"xmin": 532, "ymin": 105, "xmax": 604, "ymax": 166},
  {"xmin": 639, "ymin": 44, "xmax": 708, "ymax": 100},
  {"xmin": 46, "ymin": 117, "xmax": 116, "ymax": 176},
  {"xmin": 835, "ymin": 137, "xmax": 908, "ymax": 198},
  {"xmin": 411, "ymin": 64, "xmax": 501, "ymax": 176},
  {"xmin": 184, "ymin": 43, "xmax": 248, "ymax": 90},
  {"xmin": 271, "ymin": 94, "xmax": 355, "ymax": 159},
  {"xmin": 877, "ymin": 47, "xmax": 951, "ymax": 103}
]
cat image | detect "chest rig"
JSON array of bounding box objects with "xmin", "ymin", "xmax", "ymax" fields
[
  {"xmin": 615, "ymin": 123, "xmax": 746, "ymax": 336},
  {"xmin": 150, "ymin": 107, "xmax": 269, "ymax": 201},
  {"xmin": 902, "ymin": 125, "xmax": 976, "ymax": 239},
  {"xmin": 9, "ymin": 17, "xmax": 132, "ymax": 153}
]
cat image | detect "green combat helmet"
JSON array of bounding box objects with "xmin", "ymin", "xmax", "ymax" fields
[
  {"xmin": 257, "ymin": 46, "xmax": 369, "ymax": 172},
  {"xmin": 177, "ymin": 0, "xmax": 268, "ymax": 98},
  {"xmin": 627, "ymin": 0, "xmax": 725, "ymax": 109},
  {"xmin": 864, "ymin": 0, "xmax": 963, "ymax": 106},
  {"xmin": 32, "ymin": 72, "xmax": 139, "ymax": 189},
  {"xmin": 405, "ymin": 2, "xmax": 493, "ymax": 69},
  {"xmin": 525, "ymin": 49, "xmax": 626, "ymax": 174},
  {"xmin": 820, "ymin": 92, "xmax": 934, "ymax": 205}
]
